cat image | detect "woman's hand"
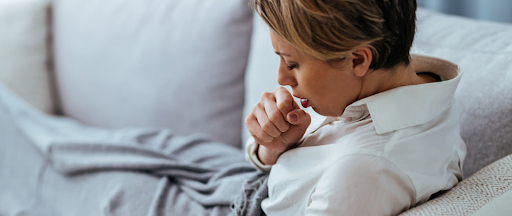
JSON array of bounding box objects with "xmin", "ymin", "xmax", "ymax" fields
[{"xmin": 245, "ymin": 86, "xmax": 311, "ymax": 165}]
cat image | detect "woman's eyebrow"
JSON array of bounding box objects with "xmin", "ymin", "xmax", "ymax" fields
[{"xmin": 275, "ymin": 51, "xmax": 291, "ymax": 57}]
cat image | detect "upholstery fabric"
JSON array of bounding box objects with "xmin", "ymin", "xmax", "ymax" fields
[
  {"xmin": 471, "ymin": 189, "xmax": 512, "ymax": 216},
  {"xmin": 399, "ymin": 154, "xmax": 512, "ymax": 216},
  {"xmin": 412, "ymin": 9, "xmax": 512, "ymax": 177},
  {"xmin": 52, "ymin": 0, "xmax": 253, "ymax": 147},
  {"xmin": 0, "ymin": 0, "xmax": 55, "ymax": 114}
]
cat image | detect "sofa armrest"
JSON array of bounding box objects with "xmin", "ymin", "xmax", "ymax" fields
[{"xmin": 399, "ymin": 153, "xmax": 512, "ymax": 216}]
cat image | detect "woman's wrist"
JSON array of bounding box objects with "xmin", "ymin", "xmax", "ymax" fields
[{"xmin": 257, "ymin": 144, "xmax": 285, "ymax": 166}]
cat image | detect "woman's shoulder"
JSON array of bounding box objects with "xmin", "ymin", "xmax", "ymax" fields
[{"xmin": 381, "ymin": 104, "xmax": 466, "ymax": 203}]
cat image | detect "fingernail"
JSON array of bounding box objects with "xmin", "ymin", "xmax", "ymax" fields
[{"xmin": 289, "ymin": 113, "xmax": 298, "ymax": 122}]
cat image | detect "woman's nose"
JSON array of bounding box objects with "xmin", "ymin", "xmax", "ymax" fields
[{"xmin": 277, "ymin": 62, "xmax": 297, "ymax": 86}]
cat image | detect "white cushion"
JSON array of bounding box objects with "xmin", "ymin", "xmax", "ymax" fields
[
  {"xmin": 0, "ymin": 0, "xmax": 55, "ymax": 114},
  {"xmin": 53, "ymin": 0, "xmax": 253, "ymax": 147}
]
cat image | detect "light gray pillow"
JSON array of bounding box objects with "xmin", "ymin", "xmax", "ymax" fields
[
  {"xmin": 52, "ymin": 0, "xmax": 253, "ymax": 147},
  {"xmin": 413, "ymin": 9, "xmax": 512, "ymax": 177}
]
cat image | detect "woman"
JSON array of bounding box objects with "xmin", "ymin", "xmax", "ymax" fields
[{"xmin": 245, "ymin": 0, "xmax": 466, "ymax": 215}]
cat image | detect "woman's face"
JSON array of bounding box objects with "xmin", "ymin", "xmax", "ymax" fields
[{"xmin": 270, "ymin": 31, "xmax": 364, "ymax": 117}]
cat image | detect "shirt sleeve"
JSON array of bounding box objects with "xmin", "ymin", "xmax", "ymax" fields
[
  {"xmin": 305, "ymin": 154, "xmax": 416, "ymax": 216},
  {"xmin": 245, "ymin": 137, "xmax": 272, "ymax": 173}
]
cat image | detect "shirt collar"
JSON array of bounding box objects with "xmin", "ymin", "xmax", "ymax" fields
[{"xmin": 337, "ymin": 54, "xmax": 463, "ymax": 134}]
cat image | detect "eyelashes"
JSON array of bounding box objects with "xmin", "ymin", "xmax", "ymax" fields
[{"xmin": 287, "ymin": 64, "xmax": 297, "ymax": 70}]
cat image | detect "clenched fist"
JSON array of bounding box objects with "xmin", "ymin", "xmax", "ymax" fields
[{"xmin": 245, "ymin": 86, "xmax": 311, "ymax": 165}]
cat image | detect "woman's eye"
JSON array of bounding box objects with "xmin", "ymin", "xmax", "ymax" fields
[{"xmin": 287, "ymin": 64, "xmax": 297, "ymax": 70}]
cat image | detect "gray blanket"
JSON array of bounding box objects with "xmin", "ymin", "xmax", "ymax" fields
[{"xmin": 0, "ymin": 84, "xmax": 268, "ymax": 216}]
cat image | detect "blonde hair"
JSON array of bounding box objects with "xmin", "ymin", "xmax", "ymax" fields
[{"xmin": 251, "ymin": 0, "xmax": 417, "ymax": 70}]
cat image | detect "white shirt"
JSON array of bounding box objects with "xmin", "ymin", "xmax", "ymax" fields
[{"xmin": 245, "ymin": 55, "xmax": 466, "ymax": 216}]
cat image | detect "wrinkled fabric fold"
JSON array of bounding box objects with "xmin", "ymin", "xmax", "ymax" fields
[{"xmin": 0, "ymin": 83, "xmax": 268, "ymax": 216}]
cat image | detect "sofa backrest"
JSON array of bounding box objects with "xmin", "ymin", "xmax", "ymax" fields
[{"xmin": 52, "ymin": 0, "xmax": 253, "ymax": 148}]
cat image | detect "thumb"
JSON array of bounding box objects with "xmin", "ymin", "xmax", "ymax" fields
[{"xmin": 287, "ymin": 109, "xmax": 311, "ymax": 128}]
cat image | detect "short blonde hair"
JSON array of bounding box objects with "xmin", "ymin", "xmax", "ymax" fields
[{"xmin": 251, "ymin": 0, "xmax": 417, "ymax": 70}]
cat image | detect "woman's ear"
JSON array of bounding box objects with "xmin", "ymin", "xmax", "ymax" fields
[{"xmin": 348, "ymin": 47, "xmax": 373, "ymax": 77}]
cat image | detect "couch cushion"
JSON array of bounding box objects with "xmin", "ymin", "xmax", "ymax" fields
[
  {"xmin": 52, "ymin": 0, "xmax": 252, "ymax": 147},
  {"xmin": 399, "ymin": 154, "xmax": 512, "ymax": 216},
  {"xmin": 412, "ymin": 8, "xmax": 512, "ymax": 177},
  {"xmin": 0, "ymin": 0, "xmax": 56, "ymax": 114}
]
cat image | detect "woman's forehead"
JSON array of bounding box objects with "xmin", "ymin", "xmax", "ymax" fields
[{"xmin": 269, "ymin": 31, "xmax": 301, "ymax": 58}]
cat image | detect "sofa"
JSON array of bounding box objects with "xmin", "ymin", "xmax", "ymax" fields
[{"xmin": 1, "ymin": 0, "xmax": 511, "ymax": 215}]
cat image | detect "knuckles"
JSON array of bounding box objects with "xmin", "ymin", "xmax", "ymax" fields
[
  {"xmin": 277, "ymin": 99, "xmax": 292, "ymax": 112},
  {"xmin": 260, "ymin": 91, "xmax": 273, "ymax": 100},
  {"xmin": 244, "ymin": 114, "xmax": 254, "ymax": 125},
  {"xmin": 261, "ymin": 122, "xmax": 274, "ymax": 132},
  {"xmin": 252, "ymin": 101, "xmax": 263, "ymax": 112},
  {"xmin": 256, "ymin": 131, "xmax": 272, "ymax": 142},
  {"xmin": 273, "ymin": 86, "xmax": 287, "ymax": 93},
  {"xmin": 267, "ymin": 110, "xmax": 282, "ymax": 123}
]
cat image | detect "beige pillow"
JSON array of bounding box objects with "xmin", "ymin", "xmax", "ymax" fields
[
  {"xmin": 399, "ymin": 154, "xmax": 512, "ymax": 216},
  {"xmin": 0, "ymin": 0, "xmax": 55, "ymax": 114}
]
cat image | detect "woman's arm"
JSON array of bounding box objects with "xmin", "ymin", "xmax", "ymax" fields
[{"xmin": 305, "ymin": 154, "xmax": 416, "ymax": 216}]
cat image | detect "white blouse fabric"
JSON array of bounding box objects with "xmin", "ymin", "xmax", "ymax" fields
[{"xmin": 245, "ymin": 55, "xmax": 466, "ymax": 216}]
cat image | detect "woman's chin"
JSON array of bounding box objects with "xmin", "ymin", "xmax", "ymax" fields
[{"xmin": 311, "ymin": 106, "xmax": 322, "ymax": 115}]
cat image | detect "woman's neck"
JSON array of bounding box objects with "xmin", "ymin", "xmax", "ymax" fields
[{"xmin": 357, "ymin": 64, "xmax": 430, "ymax": 100}]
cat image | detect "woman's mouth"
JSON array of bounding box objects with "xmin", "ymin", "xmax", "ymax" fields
[
  {"xmin": 293, "ymin": 94, "xmax": 310, "ymax": 108},
  {"xmin": 300, "ymin": 98, "xmax": 310, "ymax": 108}
]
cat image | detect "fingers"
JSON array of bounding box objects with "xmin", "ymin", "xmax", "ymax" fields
[
  {"xmin": 245, "ymin": 86, "xmax": 303, "ymax": 145},
  {"xmin": 274, "ymin": 87, "xmax": 297, "ymax": 117},
  {"xmin": 262, "ymin": 92, "xmax": 290, "ymax": 133},
  {"xmin": 254, "ymin": 103, "xmax": 281, "ymax": 137},
  {"xmin": 245, "ymin": 114, "xmax": 273, "ymax": 143},
  {"xmin": 287, "ymin": 109, "xmax": 311, "ymax": 128}
]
